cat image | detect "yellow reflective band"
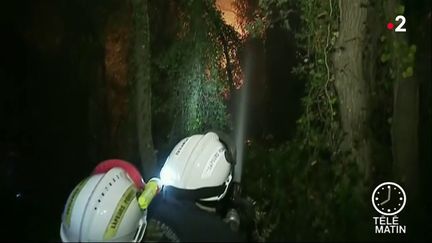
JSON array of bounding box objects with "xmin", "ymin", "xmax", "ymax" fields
[
  {"xmin": 65, "ymin": 178, "xmax": 89, "ymax": 227},
  {"xmin": 103, "ymin": 185, "xmax": 136, "ymax": 240}
]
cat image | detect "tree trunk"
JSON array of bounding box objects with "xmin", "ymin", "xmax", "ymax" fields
[
  {"xmin": 391, "ymin": 79, "xmax": 419, "ymax": 198},
  {"xmin": 130, "ymin": 0, "xmax": 156, "ymax": 180},
  {"xmin": 103, "ymin": 1, "xmax": 135, "ymax": 161},
  {"xmin": 333, "ymin": 0, "xmax": 372, "ymax": 180}
]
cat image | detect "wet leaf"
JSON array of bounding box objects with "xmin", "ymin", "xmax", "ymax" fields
[
  {"xmin": 396, "ymin": 5, "xmax": 405, "ymax": 15},
  {"xmin": 380, "ymin": 53, "xmax": 391, "ymax": 63}
]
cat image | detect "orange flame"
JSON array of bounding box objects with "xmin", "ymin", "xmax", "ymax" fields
[{"xmin": 215, "ymin": 0, "xmax": 244, "ymax": 36}]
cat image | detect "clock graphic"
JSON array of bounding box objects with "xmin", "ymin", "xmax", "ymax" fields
[{"xmin": 372, "ymin": 182, "xmax": 406, "ymax": 216}]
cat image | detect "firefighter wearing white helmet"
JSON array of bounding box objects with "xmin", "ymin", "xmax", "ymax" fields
[
  {"xmin": 160, "ymin": 131, "xmax": 235, "ymax": 202},
  {"xmin": 141, "ymin": 131, "xmax": 244, "ymax": 242},
  {"xmin": 60, "ymin": 161, "xmax": 148, "ymax": 242}
]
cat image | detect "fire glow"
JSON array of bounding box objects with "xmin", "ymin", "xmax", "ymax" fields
[{"xmin": 215, "ymin": 0, "xmax": 244, "ymax": 36}]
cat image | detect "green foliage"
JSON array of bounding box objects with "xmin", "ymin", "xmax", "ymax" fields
[
  {"xmin": 379, "ymin": 32, "xmax": 416, "ymax": 80},
  {"xmin": 243, "ymin": 0, "xmax": 369, "ymax": 241},
  {"xmin": 245, "ymin": 138, "xmax": 366, "ymax": 241},
  {"xmin": 396, "ymin": 3, "xmax": 405, "ymax": 15},
  {"xmin": 240, "ymin": 0, "xmax": 294, "ymax": 38},
  {"xmin": 153, "ymin": 0, "xmax": 240, "ymax": 139}
]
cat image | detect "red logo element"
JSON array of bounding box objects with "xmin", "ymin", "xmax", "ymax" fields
[{"xmin": 387, "ymin": 22, "xmax": 394, "ymax": 30}]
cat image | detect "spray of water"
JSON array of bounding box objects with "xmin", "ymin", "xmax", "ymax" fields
[{"xmin": 233, "ymin": 54, "xmax": 252, "ymax": 184}]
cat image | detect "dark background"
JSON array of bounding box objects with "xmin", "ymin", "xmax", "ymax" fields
[{"xmin": 0, "ymin": 0, "xmax": 430, "ymax": 241}]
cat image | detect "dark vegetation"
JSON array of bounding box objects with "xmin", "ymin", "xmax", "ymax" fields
[{"xmin": 0, "ymin": 0, "xmax": 430, "ymax": 241}]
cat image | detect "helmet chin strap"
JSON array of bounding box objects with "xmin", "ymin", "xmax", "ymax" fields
[
  {"xmin": 195, "ymin": 201, "xmax": 217, "ymax": 213},
  {"xmin": 133, "ymin": 216, "xmax": 148, "ymax": 242}
]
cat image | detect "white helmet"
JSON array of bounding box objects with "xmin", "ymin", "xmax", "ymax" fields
[
  {"xmin": 60, "ymin": 161, "xmax": 147, "ymax": 242},
  {"xmin": 160, "ymin": 132, "xmax": 235, "ymax": 201}
]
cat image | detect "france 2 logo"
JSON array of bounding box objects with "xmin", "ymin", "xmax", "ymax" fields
[{"xmin": 387, "ymin": 15, "xmax": 407, "ymax": 32}]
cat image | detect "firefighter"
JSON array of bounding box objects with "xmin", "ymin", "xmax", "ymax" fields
[{"xmin": 59, "ymin": 133, "xmax": 244, "ymax": 242}]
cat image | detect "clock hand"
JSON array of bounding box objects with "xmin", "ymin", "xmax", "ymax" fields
[{"xmin": 381, "ymin": 187, "xmax": 391, "ymax": 205}]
